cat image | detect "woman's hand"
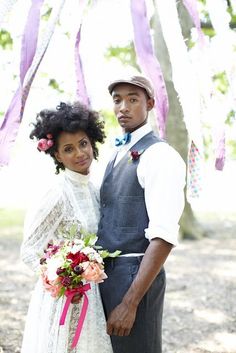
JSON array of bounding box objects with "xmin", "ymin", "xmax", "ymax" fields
[{"xmin": 71, "ymin": 293, "xmax": 82, "ymax": 304}]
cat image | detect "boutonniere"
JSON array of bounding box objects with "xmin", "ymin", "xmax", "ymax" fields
[{"xmin": 128, "ymin": 149, "xmax": 145, "ymax": 163}]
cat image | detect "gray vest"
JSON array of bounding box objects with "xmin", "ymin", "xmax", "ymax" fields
[{"xmin": 97, "ymin": 131, "xmax": 162, "ymax": 253}]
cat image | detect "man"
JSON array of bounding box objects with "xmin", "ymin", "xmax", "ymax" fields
[{"xmin": 97, "ymin": 75, "xmax": 186, "ymax": 353}]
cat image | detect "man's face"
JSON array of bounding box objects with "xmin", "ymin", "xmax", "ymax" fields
[{"xmin": 111, "ymin": 83, "xmax": 154, "ymax": 133}]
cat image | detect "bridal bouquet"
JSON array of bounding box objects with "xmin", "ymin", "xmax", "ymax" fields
[
  {"xmin": 39, "ymin": 224, "xmax": 120, "ymax": 349},
  {"xmin": 39, "ymin": 224, "xmax": 120, "ymax": 298}
]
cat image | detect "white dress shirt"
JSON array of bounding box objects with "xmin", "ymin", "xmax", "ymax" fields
[{"xmin": 114, "ymin": 123, "xmax": 186, "ymax": 247}]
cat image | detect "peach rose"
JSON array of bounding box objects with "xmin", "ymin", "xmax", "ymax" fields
[
  {"xmin": 81, "ymin": 261, "xmax": 107, "ymax": 283},
  {"xmin": 41, "ymin": 270, "xmax": 62, "ymax": 298}
]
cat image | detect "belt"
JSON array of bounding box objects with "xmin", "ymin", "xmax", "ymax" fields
[
  {"xmin": 104, "ymin": 255, "xmax": 144, "ymax": 266},
  {"xmin": 120, "ymin": 253, "xmax": 145, "ymax": 257}
]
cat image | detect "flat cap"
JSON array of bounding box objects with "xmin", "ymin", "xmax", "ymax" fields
[{"xmin": 108, "ymin": 75, "xmax": 154, "ymax": 99}]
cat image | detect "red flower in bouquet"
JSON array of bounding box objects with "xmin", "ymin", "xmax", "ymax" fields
[
  {"xmin": 66, "ymin": 251, "xmax": 89, "ymax": 269},
  {"xmin": 39, "ymin": 226, "xmax": 121, "ymax": 349}
]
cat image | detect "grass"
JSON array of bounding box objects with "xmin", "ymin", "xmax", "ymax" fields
[
  {"xmin": 0, "ymin": 208, "xmax": 25, "ymax": 227},
  {"xmin": 0, "ymin": 208, "xmax": 26, "ymax": 240}
]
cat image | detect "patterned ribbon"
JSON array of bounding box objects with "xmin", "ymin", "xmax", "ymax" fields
[
  {"xmin": 187, "ymin": 141, "xmax": 202, "ymax": 198},
  {"xmin": 59, "ymin": 283, "xmax": 91, "ymax": 349},
  {"xmin": 0, "ymin": 0, "xmax": 66, "ymax": 167},
  {"xmin": 130, "ymin": 0, "xmax": 169, "ymax": 138},
  {"xmin": 115, "ymin": 132, "xmax": 131, "ymax": 146},
  {"xmin": 156, "ymin": 0, "xmax": 204, "ymax": 198}
]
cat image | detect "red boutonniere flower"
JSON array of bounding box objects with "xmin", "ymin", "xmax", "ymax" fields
[{"xmin": 129, "ymin": 149, "xmax": 145, "ymax": 162}]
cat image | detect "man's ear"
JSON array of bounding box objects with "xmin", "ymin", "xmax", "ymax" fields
[{"xmin": 147, "ymin": 98, "xmax": 155, "ymax": 111}]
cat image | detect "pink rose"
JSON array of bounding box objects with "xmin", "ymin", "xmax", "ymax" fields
[
  {"xmin": 37, "ymin": 138, "xmax": 54, "ymax": 152},
  {"xmin": 81, "ymin": 262, "xmax": 107, "ymax": 283},
  {"xmin": 37, "ymin": 139, "xmax": 48, "ymax": 151},
  {"xmin": 41, "ymin": 269, "xmax": 62, "ymax": 297},
  {"xmin": 47, "ymin": 139, "xmax": 54, "ymax": 148}
]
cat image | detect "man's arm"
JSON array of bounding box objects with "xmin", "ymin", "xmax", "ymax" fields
[{"xmin": 106, "ymin": 237, "xmax": 173, "ymax": 336}]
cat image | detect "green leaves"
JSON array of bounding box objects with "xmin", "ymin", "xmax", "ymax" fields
[
  {"xmin": 81, "ymin": 230, "xmax": 97, "ymax": 247},
  {"xmin": 98, "ymin": 249, "xmax": 121, "ymax": 259},
  {"xmin": 0, "ymin": 30, "xmax": 13, "ymax": 50}
]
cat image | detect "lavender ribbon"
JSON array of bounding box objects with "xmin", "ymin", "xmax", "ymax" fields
[
  {"xmin": 182, "ymin": 0, "xmax": 206, "ymax": 48},
  {"xmin": 214, "ymin": 130, "xmax": 225, "ymax": 171},
  {"xmin": 20, "ymin": 0, "xmax": 44, "ymax": 84},
  {"xmin": 0, "ymin": 0, "xmax": 65, "ymax": 167},
  {"xmin": 130, "ymin": 0, "xmax": 169, "ymax": 138},
  {"xmin": 74, "ymin": 24, "xmax": 90, "ymax": 107},
  {"xmin": 0, "ymin": 0, "xmax": 44, "ymax": 166}
]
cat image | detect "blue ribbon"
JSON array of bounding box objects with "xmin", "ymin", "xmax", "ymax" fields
[{"xmin": 115, "ymin": 132, "xmax": 131, "ymax": 146}]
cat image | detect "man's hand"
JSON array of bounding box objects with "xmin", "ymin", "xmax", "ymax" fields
[
  {"xmin": 106, "ymin": 238, "xmax": 173, "ymax": 337},
  {"xmin": 107, "ymin": 301, "xmax": 137, "ymax": 336}
]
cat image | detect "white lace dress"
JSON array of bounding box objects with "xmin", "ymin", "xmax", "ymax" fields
[{"xmin": 20, "ymin": 169, "xmax": 113, "ymax": 353}]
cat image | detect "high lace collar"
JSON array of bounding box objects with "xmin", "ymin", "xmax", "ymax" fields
[{"xmin": 65, "ymin": 168, "xmax": 90, "ymax": 185}]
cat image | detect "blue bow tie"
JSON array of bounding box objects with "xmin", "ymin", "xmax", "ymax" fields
[{"xmin": 115, "ymin": 132, "xmax": 131, "ymax": 146}]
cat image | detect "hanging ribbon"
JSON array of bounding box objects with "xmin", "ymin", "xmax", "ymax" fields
[
  {"xmin": 182, "ymin": 0, "xmax": 206, "ymax": 48},
  {"xmin": 214, "ymin": 131, "xmax": 225, "ymax": 170},
  {"xmin": 156, "ymin": 0, "xmax": 204, "ymax": 199},
  {"xmin": 74, "ymin": 24, "xmax": 90, "ymax": 107},
  {"xmin": 74, "ymin": 0, "xmax": 90, "ymax": 107},
  {"xmin": 187, "ymin": 141, "xmax": 202, "ymax": 196},
  {"xmin": 206, "ymin": 0, "xmax": 233, "ymax": 171},
  {"xmin": 0, "ymin": 0, "xmax": 44, "ymax": 129},
  {"xmin": 0, "ymin": 0, "xmax": 66, "ymax": 167},
  {"xmin": 59, "ymin": 283, "xmax": 91, "ymax": 349},
  {"xmin": 130, "ymin": 0, "xmax": 169, "ymax": 138}
]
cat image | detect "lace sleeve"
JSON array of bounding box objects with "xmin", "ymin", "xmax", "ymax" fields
[{"xmin": 20, "ymin": 180, "xmax": 65, "ymax": 271}]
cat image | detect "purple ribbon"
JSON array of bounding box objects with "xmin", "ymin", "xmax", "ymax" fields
[
  {"xmin": 0, "ymin": 0, "xmax": 44, "ymax": 166},
  {"xmin": 74, "ymin": 24, "xmax": 90, "ymax": 107},
  {"xmin": 214, "ymin": 130, "xmax": 225, "ymax": 171},
  {"xmin": 182, "ymin": 0, "xmax": 206, "ymax": 48},
  {"xmin": 130, "ymin": 0, "xmax": 169, "ymax": 138},
  {"xmin": 0, "ymin": 0, "xmax": 65, "ymax": 167}
]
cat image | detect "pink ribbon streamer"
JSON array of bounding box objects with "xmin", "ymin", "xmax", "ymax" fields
[
  {"xmin": 0, "ymin": 0, "xmax": 65, "ymax": 167},
  {"xmin": 0, "ymin": 0, "xmax": 44, "ymax": 166},
  {"xmin": 214, "ymin": 130, "xmax": 225, "ymax": 171},
  {"xmin": 74, "ymin": 24, "xmax": 90, "ymax": 107},
  {"xmin": 182, "ymin": 0, "xmax": 206, "ymax": 48},
  {"xmin": 130, "ymin": 0, "xmax": 169, "ymax": 138},
  {"xmin": 59, "ymin": 283, "xmax": 91, "ymax": 349}
]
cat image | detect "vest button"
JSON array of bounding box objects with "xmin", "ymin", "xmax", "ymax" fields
[{"xmin": 102, "ymin": 203, "xmax": 106, "ymax": 207}]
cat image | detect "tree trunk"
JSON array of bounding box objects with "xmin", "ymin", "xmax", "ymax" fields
[{"xmin": 152, "ymin": 2, "xmax": 205, "ymax": 239}]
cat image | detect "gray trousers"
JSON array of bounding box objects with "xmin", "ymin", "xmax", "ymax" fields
[{"xmin": 99, "ymin": 256, "xmax": 166, "ymax": 353}]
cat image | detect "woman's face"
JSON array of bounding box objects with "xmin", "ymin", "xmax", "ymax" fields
[{"xmin": 55, "ymin": 131, "xmax": 94, "ymax": 175}]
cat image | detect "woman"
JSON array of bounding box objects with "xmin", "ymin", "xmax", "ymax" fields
[{"xmin": 20, "ymin": 102, "xmax": 113, "ymax": 353}]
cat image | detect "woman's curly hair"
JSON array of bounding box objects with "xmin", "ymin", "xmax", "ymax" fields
[{"xmin": 30, "ymin": 101, "xmax": 106, "ymax": 174}]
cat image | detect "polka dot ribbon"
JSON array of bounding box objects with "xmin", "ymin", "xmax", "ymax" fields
[{"xmin": 187, "ymin": 140, "xmax": 202, "ymax": 199}]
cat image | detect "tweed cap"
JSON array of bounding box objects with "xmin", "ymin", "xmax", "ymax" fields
[{"xmin": 108, "ymin": 75, "xmax": 154, "ymax": 98}]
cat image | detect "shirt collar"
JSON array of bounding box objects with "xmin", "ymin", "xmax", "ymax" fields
[{"xmin": 118, "ymin": 123, "xmax": 152, "ymax": 150}]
